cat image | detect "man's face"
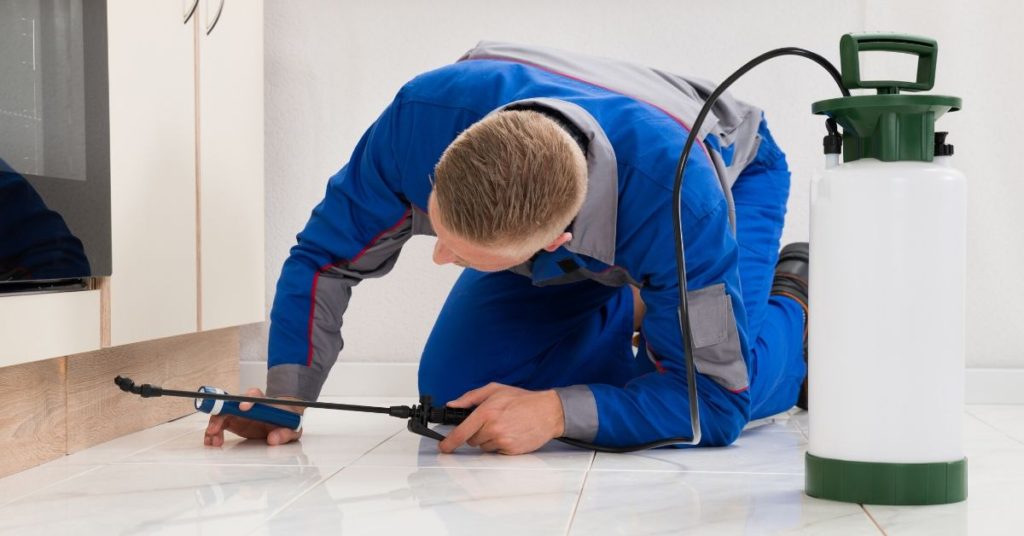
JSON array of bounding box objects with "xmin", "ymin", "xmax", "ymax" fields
[{"xmin": 427, "ymin": 194, "xmax": 531, "ymax": 272}]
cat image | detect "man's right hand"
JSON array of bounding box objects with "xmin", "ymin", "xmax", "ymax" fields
[{"xmin": 203, "ymin": 387, "xmax": 304, "ymax": 447}]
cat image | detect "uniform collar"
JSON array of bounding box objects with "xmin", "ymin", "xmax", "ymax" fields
[{"xmin": 492, "ymin": 98, "xmax": 618, "ymax": 266}]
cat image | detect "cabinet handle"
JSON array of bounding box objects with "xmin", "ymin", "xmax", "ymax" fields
[
  {"xmin": 206, "ymin": 0, "xmax": 225, "ymax": 35},
  {"xmin": 183, "ymin": 0, "xmax": 199, "ymax": 23}
]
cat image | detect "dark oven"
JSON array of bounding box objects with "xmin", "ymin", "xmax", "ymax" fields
[{"xmin": 0, "ymin": 0, "xmax": 109, "ymax": 294}]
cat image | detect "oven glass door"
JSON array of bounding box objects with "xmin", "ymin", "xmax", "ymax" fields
[{"xmin": 0, "ymin": 0, "xmax": 109, "ymax": 292}]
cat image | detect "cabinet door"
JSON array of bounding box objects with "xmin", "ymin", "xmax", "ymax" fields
[
  {"xmin": 107, "ymin": 0, "xmax": 198, "ymax": 345},
  {"xmin": 198, "ymin": 0, "xmax": 265, "ymax": 330}
]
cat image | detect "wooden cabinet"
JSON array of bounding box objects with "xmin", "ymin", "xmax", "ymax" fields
[
  {"xmin": 107, "ymin": 0, "xmax": 198, "ymax": 346},
  {"xmin": 106, "ymin": 0, "xmax": 264, "ymax": 345},
  {"xmin": 198, "ymin": 0, "xmax": 265, "ymax": 330},
  {"xmin": 0, "ymin": 1, "xmax": 260, "ymax": 478},
  {"xmin": 2, "ymin": 0, "xmax": 263, "ymax": 366}
]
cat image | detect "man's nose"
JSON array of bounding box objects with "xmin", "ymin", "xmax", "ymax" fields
[{"xmin": 433, "ymin": 240, "xmax": 455, "ymax": 265}]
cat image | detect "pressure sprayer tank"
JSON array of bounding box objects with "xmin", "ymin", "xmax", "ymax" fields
[{"xmin": 805, "ymin": 34, "xmax": 967, "ymax": 505}]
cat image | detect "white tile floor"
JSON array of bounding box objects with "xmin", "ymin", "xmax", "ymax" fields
[{"xmin": 2, "ymin": 400, "xmax": 1023, "ymax": 535}]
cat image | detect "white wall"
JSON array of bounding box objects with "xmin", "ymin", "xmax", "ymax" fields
[
  {"xmin": 857, "ymin": 0, "xmax": 1024, "ymax": 369},
  {"xmin": 243, "ymin": 0, "xmax": 1023, "ymax": 375}
]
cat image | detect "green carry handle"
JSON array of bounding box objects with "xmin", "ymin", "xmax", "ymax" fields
[{"xmin": 839, "ymin": 33, "xmax": 937, "ymax": 94}]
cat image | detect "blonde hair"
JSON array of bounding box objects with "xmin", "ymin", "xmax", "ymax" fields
[{"xmin": 432, "ymin": 110, "xmax": 588, "ymax": 257}]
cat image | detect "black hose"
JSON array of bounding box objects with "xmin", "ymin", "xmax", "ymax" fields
[{"xmin": 551, "ymin": 48, "xmax": 848, "ymax": 453}]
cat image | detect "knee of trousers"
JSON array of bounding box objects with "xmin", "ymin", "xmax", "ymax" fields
[
  {"xmin": 416, "ymin": 353, "xmax": 476, "ymax": 405},
  {"xmin": 696, "ymin": 377, "xmax": 752, "ymax": 447}
]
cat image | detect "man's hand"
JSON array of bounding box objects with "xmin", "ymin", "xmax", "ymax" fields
[
  {"xmin": 439, "ymin": 383, "xmax": 565, "ymax": 455},
  {"xmin": 203, "ymin": 387, "xmax": 304, "ymax": 447}
]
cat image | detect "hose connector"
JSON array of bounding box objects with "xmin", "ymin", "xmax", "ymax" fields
[{"xmin": 824, "ymin": 118, "xmax": 842, "ymax": 155}]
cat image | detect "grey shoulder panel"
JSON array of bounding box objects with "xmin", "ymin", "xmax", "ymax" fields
[
  {"xmin": 270, "ymin": 213, "xmax": 415, "ymax": 401},
  {"xmin": 411, "ymin": 206, "xmax": 435, "ymax": 237},
  {"xmin": 462, "ymin": 41, "xmax": 766, "ymax": 231},
  {"xmin": 492, "ymin": 98, "xmax": 618, "ymax": 266}
]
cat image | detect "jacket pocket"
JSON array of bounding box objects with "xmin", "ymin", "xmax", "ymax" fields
[{"xmin": 687, "ymin": 283, "xmax": 749, "ymax": 392}]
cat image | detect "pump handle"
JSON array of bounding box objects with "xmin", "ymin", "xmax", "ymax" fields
[{"xmin": 839, "ymin": 33, "xmax": 937, "ymax": 94}]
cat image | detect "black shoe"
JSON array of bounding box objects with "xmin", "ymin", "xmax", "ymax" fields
[{"xmin": 771, "ymin": 242, "xmax": 809, "ymax": 410}]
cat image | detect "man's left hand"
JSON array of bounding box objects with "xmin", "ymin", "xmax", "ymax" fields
[{"xmin": 439, "ymin": 383, "xmax": 565, "ymax": 455}]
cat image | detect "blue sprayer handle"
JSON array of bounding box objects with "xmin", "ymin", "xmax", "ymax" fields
[{"xmin": 194, "ymin": 386, "xmax": 303, "ymax": 431}]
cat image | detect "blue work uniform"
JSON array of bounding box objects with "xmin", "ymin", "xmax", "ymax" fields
[{"xmin": 266, "ymin": 42, "xmax": 806, "ymax": 448}]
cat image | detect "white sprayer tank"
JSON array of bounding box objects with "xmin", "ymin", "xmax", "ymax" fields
[
  {"xmin": 809, "ymin": 156, "xmax": 966, "ymax": 464},
  {"xmin": 805, "ymin": 32, "xmax": 967, "ymax": 505}
]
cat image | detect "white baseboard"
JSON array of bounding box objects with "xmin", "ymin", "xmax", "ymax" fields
[
  {"xmin": 241, "ymin": 362, "xmax": 1024, "ymax": 404},
  {"xmin": 966, "ymin": 368, "xmax": 1024, "ymax": 404}
]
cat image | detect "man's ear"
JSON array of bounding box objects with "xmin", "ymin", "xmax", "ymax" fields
[{"xmin": 543, "ymin": 232, "xmax": 573, "ymax": 253}]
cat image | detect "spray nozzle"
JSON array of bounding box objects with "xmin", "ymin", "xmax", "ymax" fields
[
  {"xmin": 114, "ymin": 375, "xmax": 135, "ymax": 391},
  {"xmin": 115, "ymin": 375, "xmax": 164, "ymax": 397}
]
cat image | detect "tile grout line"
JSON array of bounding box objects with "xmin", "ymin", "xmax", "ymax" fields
[
  {"xmin": 88, "ymin": 426, "xmax": 208, "ymax": 468},
  {"xmin": 564, "ymin": 451, "xmax": 596, "ymax": 536},
  {"xmin": 0, "ymin": 465, "xmax": 104, "ymax": 511},
  {"xmin": 586, "ymin": 467, "xmax": 803, "ymax": 476},
  {"xmin": 347, "ymin": 464, "xmax": 591, "ymax": 473},
  {"xmin": 109, "ymin": 425, "xmax": 205, "ymax": 460},
  {"xmin": 246, "ymin": 464, "xmax": 347, "ymax": 535},
  {"xmin": 107, "ymin": 461, "xmax": 347, "ymax": 468},
  {"xmin": 1, "ymin": 422, "xmax": 206, "ymax": 509},
  {"xmin": 965, "ymin": 408, "xmax": 1024, "ymax": 447},
  {"xmin": 256, "ymin": 428, "xmax": 405, "ymax": 527},
  {"xmin": 792, "ymin": 410, "xmax": 810, "ymax": 440},
  {"xmin": 860, "ymin": 504, "xmax": 889, "ymax": 536},
  {"xmin": 349, "ymin": 463, "xmax": 593, "ymax": 473}
]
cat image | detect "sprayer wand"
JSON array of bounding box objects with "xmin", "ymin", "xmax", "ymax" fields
[{"xmin": 114, "ymin": 376, "xmax": 472, "ymax": 441}]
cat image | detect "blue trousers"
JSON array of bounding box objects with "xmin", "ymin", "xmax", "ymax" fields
[{"xmin": 419, "ymin": 121, "xmax": 806, "ymax": 430}]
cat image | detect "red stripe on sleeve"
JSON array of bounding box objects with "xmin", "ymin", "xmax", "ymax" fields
[{"xmin": 306, "ymin": 209, "xmax": 412, "ymax": 367}]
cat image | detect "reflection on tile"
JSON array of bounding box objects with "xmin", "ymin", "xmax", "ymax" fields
[
  {"xmin": 864, "ymin": 411, "xmax": 1024, "ymax": 536},
  {"xmin": 62, "ymin": 421, "xmax": 203, "ymax": 466},
  {"xmin": 570, "ymin": 470, "xmax": 880, "ymax": 535},
  {"xmin": 0, "ymin": 461, "xmax": 100, "ymax": 508},
  {"xmin": 864, "ymin": 447, "xmax": 1024, "ymax": 536},
  {"xmin": 0, "ymin": 463, "xmax": 334, "ymax": 535},
  {"xmin": 254, "ymin": 466, "xmax": 584, "ymax": 536},
  {"xmin": 119, "ymin": 398, "xmax": 409, "ymax": 468},
  {"xmin": 353, "ymin": 427, "xmax": 594, "ymax": 471},
  {"xmin": 121, "ymin": 428, "xmax": 400, "ymax": 468},
  {"xmin": 5, "ymin": 398, "xmax": 1022, "ymax": 535},
  {"xmin": 592, "ymin": 425, "xmax": 807, "ymax": 475},
  {"xmin": 744, "ymin": 408, "xmax": 805, "ymax": 435}
]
